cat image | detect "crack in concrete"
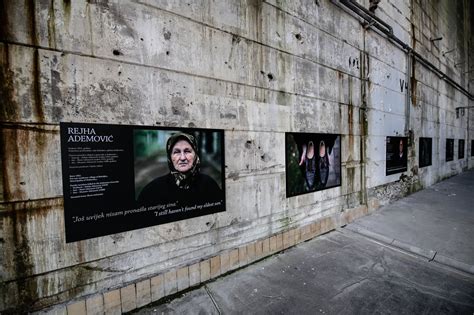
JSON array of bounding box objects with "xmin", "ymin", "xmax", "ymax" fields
[
  {"xmin": 331, "ymin": 249, "xmax": 393, "ymax": 301},
  {"xmin": 204, "ymin": 285, "xmax": 222, "ymax": 315},
  {"xmin": 330, "ymin": 277, "xmax": 371, "ymax": 300}
]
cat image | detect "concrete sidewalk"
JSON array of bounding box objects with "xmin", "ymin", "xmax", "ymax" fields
[
  {"xmin": 130, "ymin": 170, "xmax": 474, "ymax": 314},
  {"xmin": 348, "ymin": 169, "xmax": 474, "ymax": 273}
]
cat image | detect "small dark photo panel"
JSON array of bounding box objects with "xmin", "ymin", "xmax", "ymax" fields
[
  {"xmin": 446, "ymin": 139, "xmax": 454, "ymax": 161},
  {"xmin": 419, "ymin": 137, "xmax": 432, "ymax": 168},
  {"xmin": 285, "ymin": 132, "xmax": 341, "ymax": 197},
  {"xmin": 458, "ymin": 139, "xmax": 465, "ymax": 159},
  {"xmin": 386, "ymin": 136, "xmax": 408, "ymax": 175}
]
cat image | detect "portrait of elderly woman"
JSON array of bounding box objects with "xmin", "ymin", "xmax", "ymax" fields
[{"xmin": 134, "ymin": 129, "xmax": 224, "ymax": 212}]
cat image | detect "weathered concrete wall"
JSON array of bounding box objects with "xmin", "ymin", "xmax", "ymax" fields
[
  {"xmin": 364, "ymin": 0, "xmax": 473, "ymax": 207},
  {"xmin": 0, "ymin": 0, "xmax": 471, "ymax": 313}
]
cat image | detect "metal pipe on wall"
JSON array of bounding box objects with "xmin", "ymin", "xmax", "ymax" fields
[
  {"xmin": 340, "ymin": 0, "xmax": 393, "ymax": 34},
  {"xmin": 405, "ymin": 51, "xmax": 412, "ymax": 137},
  {"xmin": 336, "ymin": 0, "xmax": 474, "ymax": 101}
]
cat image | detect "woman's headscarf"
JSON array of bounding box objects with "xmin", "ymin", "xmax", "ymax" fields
[{"xmin": 166, "ymin": 132, "xmax": 201, "ymax": 189}]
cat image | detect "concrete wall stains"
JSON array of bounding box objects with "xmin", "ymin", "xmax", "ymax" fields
[{"xmin": 0, "ymin": 0, "xmax": 472, "ymax": 313}]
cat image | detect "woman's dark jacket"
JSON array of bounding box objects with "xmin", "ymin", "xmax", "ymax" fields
[{"xmin": 137, "ymin": 173, "xmax": 222, "ymax": 207}]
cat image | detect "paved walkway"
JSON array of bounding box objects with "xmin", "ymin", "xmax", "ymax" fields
[
  {"xmin": 348, "ymin": 169, "xmax": 474, "ymax": 272},
  {"xmin": 130, "ymin": 170, "xmax": 474, "ymax": 314}
]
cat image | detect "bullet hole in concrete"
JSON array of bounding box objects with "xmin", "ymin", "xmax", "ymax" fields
[
  {"xmin": 245, "ymin": 140, "xmax": 252, "ymax": 149},
  {"xmin": 166, "ymin": 51, "xmax": 170, "ymax": 56},
  {"xmin": 140, "ymin": 38, "xmax": 144, "ymax": 41},
  {"xmin": 224, "ymin": 61, "xmax": 228, "ymax": 64},
  {"xmin": 267, "ymin": 73, "xmax": 274, "ymax": 81},
  {"xmin": 61, "ymin": 52, "xmax": 65, "ymax": 56},
  {"xmin": 20, "ymin": 182, "xmax": 26, "ymax": 185},
  {"xmin": 260, "ymin": 154, "xmax": 266, "ymax": 161},
  {"xmin": 188, "ymin": 122, "xmax": 196, "ymax": 127},
  {"xmin": 228, "ymin": 172, "xmax": 240, "ymax": 181},
  {"xmin": 260, "ymin": 70, "xmax": 265, "ymax": 75},
  {"xmin": 232, "ymin": 35, "xmax": 241, "ymax": 44},
  {"xmin": 295, "ymin": 33, "xmax": 302, "ymax": 40},
  {"xmin": 113, "ymin": 49, "xmax": 121, "ymax": 56},
  {"xmin": 258, "ymin": 146, "xmax": 261, "ymax": 150},
  {"xmin": 163, "ymin": 30, "xmax": 172, "ymax": 40},
  {"xmin": 246, "ymin": 164, "xmax": 249, "ymax": 169},
  {"xmin": 206, "ymin": 222, "xmax": 211, "ymax": 226},
  {"xmin": 118, "ymin": 71, "xmax": 122, "ymax": 76}
]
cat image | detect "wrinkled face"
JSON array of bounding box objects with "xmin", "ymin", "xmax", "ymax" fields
[{"xmin": 171, "ymin": 140, "xmax": 196, "ymax": 173}]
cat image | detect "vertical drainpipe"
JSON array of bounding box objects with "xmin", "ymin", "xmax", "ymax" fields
[
  {"xmin": 360, "ymin": 28, "xmax": 368, "ymax": 207},
  {"xmin": 467, "ymin": 52, "xmax": 471, "ymax": 170},
  {"xmin": 467, "ymin": 93, "xmax": 470, "ymax": 169},
  {"xmin": 405, "ymin": 51, "xmax": 412, "ymax": 140},
  {"xmin": 405, "ymin": 0, "xmax": 413, "ymax": 139},
  {"xmin": 405, "ymin": 0, "xmax": 414, "ymax": 167},
  {"xmin": 466, "ymin": 0, "xmax": 471, "ymax": 169}
]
